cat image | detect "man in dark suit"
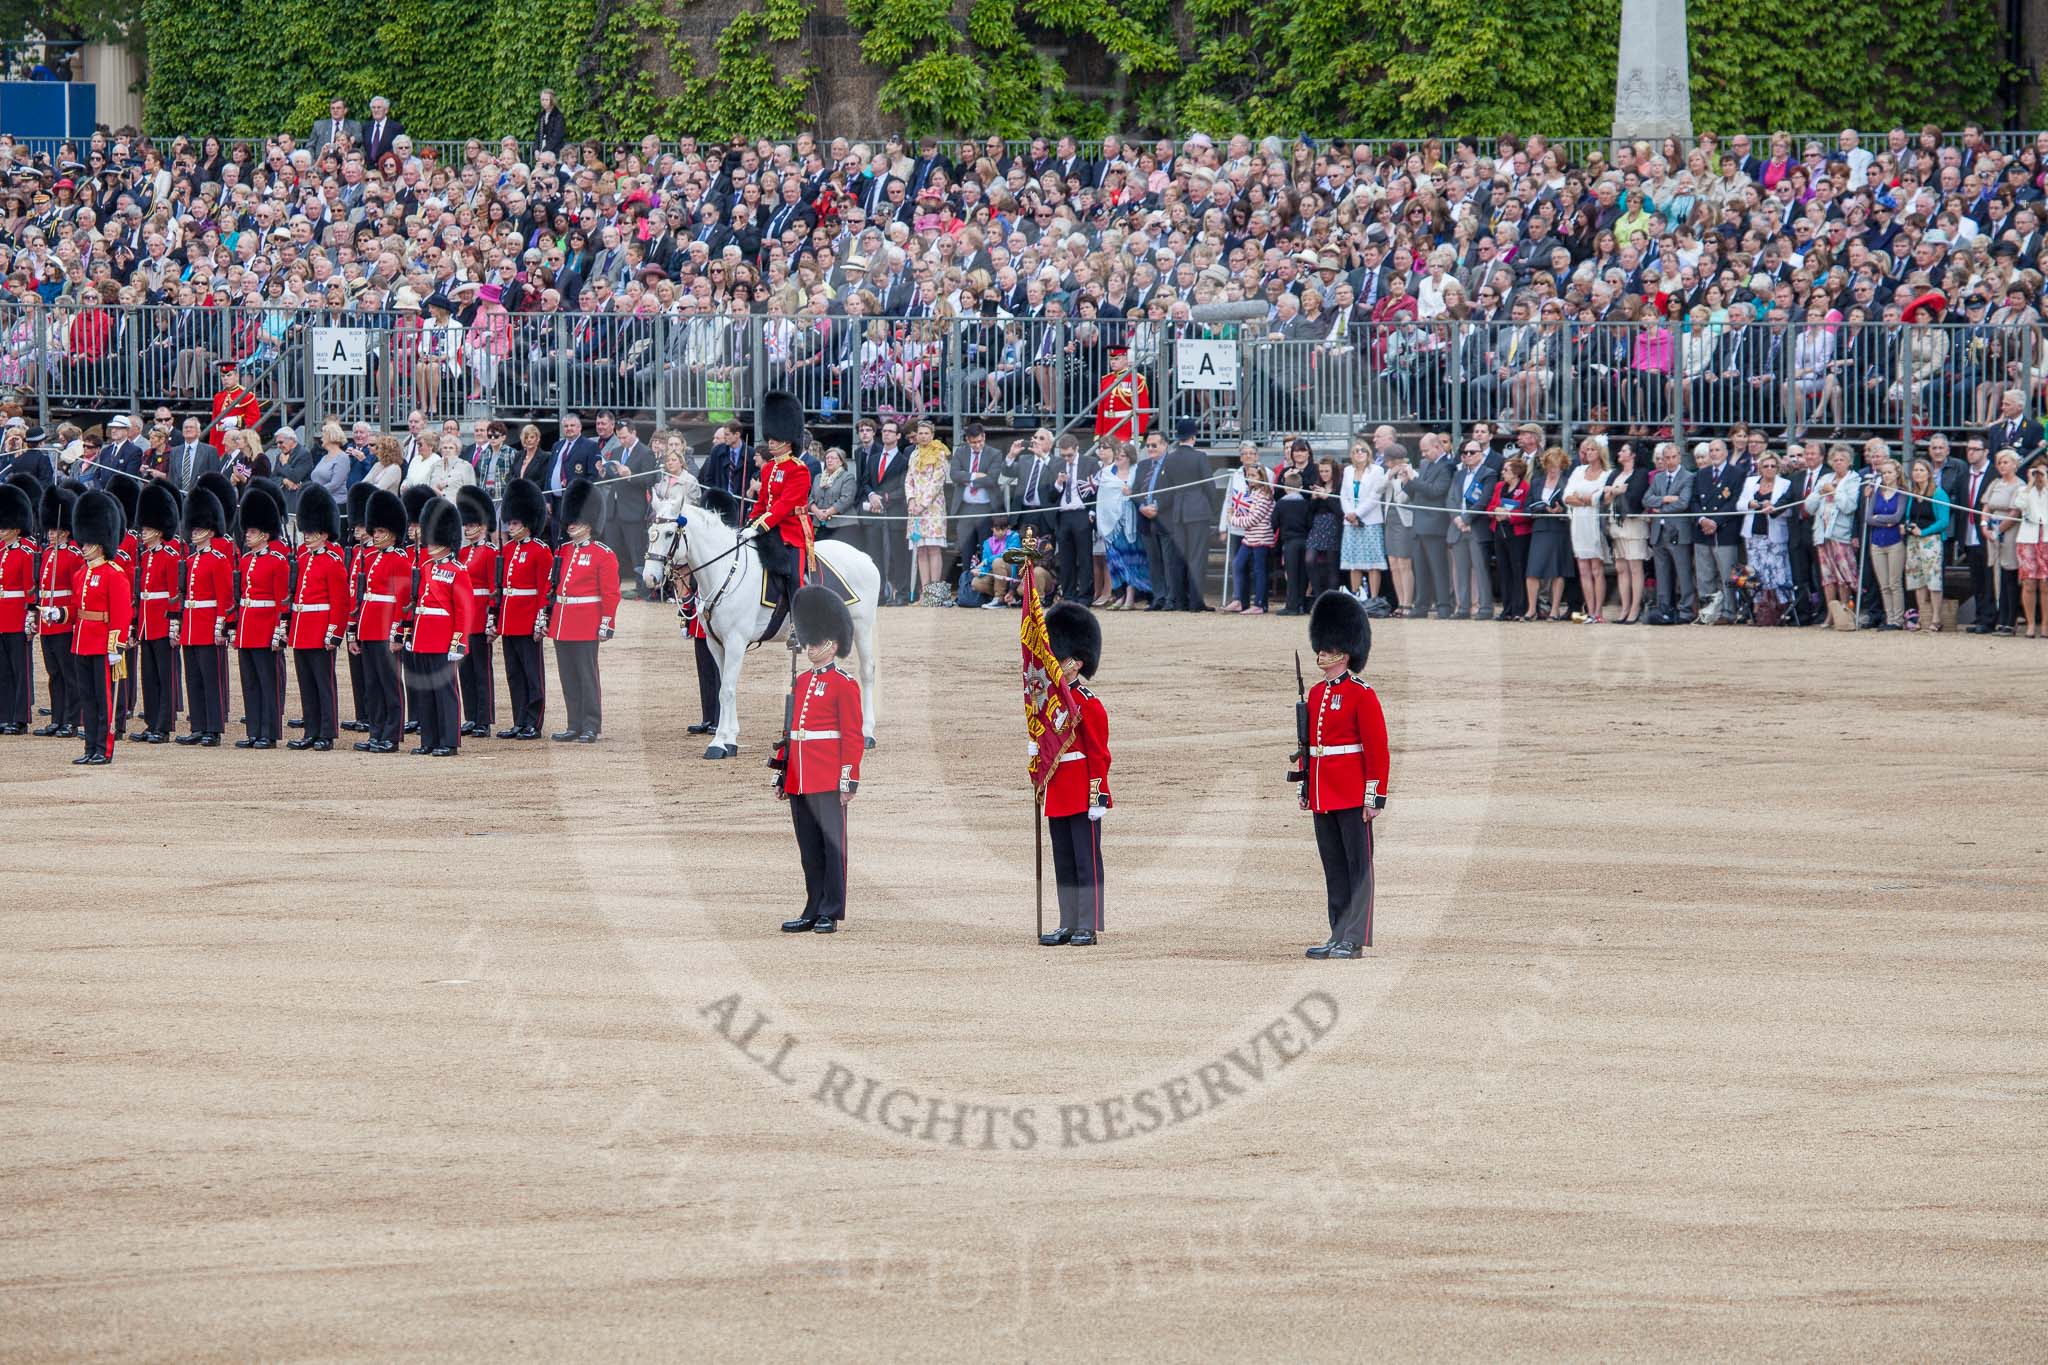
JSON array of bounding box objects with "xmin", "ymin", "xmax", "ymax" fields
[
  {"xmin": 1689, "ymin": 438, "xmax": 1744, "ymax": 606},
  {"xmin": 1445, "ymin": 439, "xmax": 1499, "ymax": 619},
  {"xmin": 1158, "ymin": 418, "xmax": 1217, "ymax": 611},
  {"xmin": 1405, "ymin": 433, "xmax": 1459, "ymax": 619},
  {"xmin": 1, "ymin": 430, "xmax": 54, "ymax": 486},
  {"xmin": 1007, "ymin": 426, "xmax": 1061, "ymax": 550},
  {"xmin": 1983, "ymin": 388, "xmax": 2044, "ymax": 469},
  {"xmin": 544, "ymin": 413, "xmax": 602, "ymax": 526},
  {"xmin": 602, "ymin": 420, "xmax": 659, "ymax": 595},
  {"xmin": 1048, "ymin": 434, "xmax": 1101, "ymax": 602},
  {"xmin": 857, "ymin": 418, "xmax": 911, "ymax": 603},
  {"xmin": 310, "ymin": 100, "xmax": 364, "ymax": 159},
  {"xmin": 1921, "ymin": 433, "xmax": 1969, "ymax": 566},
  {"xmin": 1775, "ymin": 443, "xmax": 1821, "ymax": 621},
  {"xmin": 947, "ymin": 423, "xmax": 1000, "ymax": 585},
  {"xmin": 164, "ymin": 417, "xmax": 222, "ymax": 493},
  {"xmin": 89, "ymin": 415, "xmax": 144, "ymax": 491},
  {"xmin": 362, "ymin": 97, "xmax": 404, "ymax": 165},
  {"xmin": 1956, "ymin": 435, "xmax": 1998, "ymax": 630},
  {"xmin": 696, "ymin": 423, "xmax": 751, "ymax": 523},
  {"xmin": 1130, "ymin": 430, "xmax": 1176, "ymax": 609}
]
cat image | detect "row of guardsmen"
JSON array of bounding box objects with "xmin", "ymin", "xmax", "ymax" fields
[{"xmin": 0, "ymin": 470, "xmax": 621, "ymax": 763}]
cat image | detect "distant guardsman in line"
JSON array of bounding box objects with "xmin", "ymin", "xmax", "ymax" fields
[
  {"xmin": 67, "ymin": 490, "xmax": 133, "ymax": 766},
  {"xmin": 233, "ymin": 486, "xmax": 291, "ymax": 750},
  {"xmin": 341, "ymin": 482, "xmax": 375, "ymax": 733},
  {"xmin": 0, "ymin": 476, "xmax": 37, "ymax": 733},
  {"xmin": 173, "ymin": 487, "xmax": 233, "ymax": 747},
  {"xmin": 1294, "ymin": 590, "xmax": 1391, "ymax": 959},
  {"xmin": 130, "ymin": 482, "xmax": 185, "ymax": 743},
  {"xmin": 287, "ymin": 484, "xmax": 349, "ymax": 751},
  {"xmin": 547, "ymin": 478, "xmax": 619, "ymax": 744},
  {"xmin": 454, "ymin": 486, "xmax": 499, "ymax": 739},
  {"xmin": 109, "ymin": 476, "xmax": 141, "ymax": 736},
  {"xmin": 776, "ymin": 585, "xmax": 865, "ymax": 935},
  {"xmin": 33, "ymin": 484, "xmax": 82, "ymax": 738},
  {"xmin": 494, "ymin": 478, "xmax": 552, "ymax": 740},
  {"xmin": 405, "ymin": 497, "xmax": 478, "ymax": 756},
  {"xmin": 347, "ymin": 488, "xmax": 412, "ymax": 754},
  {"xmin": 399, "ymin": 485, "xmax": 434, "ymax": 737},
  {"xmin": 1039, "ymin": 601, "xmax": 1112, "ymax": 947}
]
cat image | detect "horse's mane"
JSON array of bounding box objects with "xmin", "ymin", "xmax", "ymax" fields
[{"xmin": 700, "ymin": 485, "xmax": 742, "ymax": 528}]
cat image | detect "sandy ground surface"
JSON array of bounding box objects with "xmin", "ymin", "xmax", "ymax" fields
[{"xmin": 3, "ymin": 604, "xmax": 2045, "ymax": 1361}]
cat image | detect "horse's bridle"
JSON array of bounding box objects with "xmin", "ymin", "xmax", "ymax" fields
[{"xmin": 662, "ymin": 516, "xmax": 750, "ymax": 621}]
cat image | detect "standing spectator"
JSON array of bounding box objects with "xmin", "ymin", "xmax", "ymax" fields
[
  {"xmin": 810, "ymin": 446, "xmax": 858, "ymax": 542},
  {"xmin": 859, "ymin": 418, "xmax": 910, "ymax": 603},
  {"xmin": 1095, "ymin": 440, "xmax": 1148, "ymax": 609},
  {"xmin": 1563, "ymin": 439, "xmax": 1611, "ymax": 622},
  {"xmin": 534, "ymin": 90, "xmax": 568, "ymax": 156},
  {"xmin": 1903, "ymin": 459, "xmax": 1952, "ymax": 630},
  {"xmin": 1864, "ymin": 461, "xmax": 1909, "ymax": 629},
  {"xmin": 2016, "ymin": 462, "xmax": 2048, "ymax": 637},
  {"xmin": 1526, "ymin": 447, "xmax": 1574, "ymax": 620},
  {"xmin": 1223, "ymin": 463, "xmax": 1275, "ymax": 614},
  {"xmin": 310, "ymin": 99, "xmax": 363, "ymax": 158},
  {"xmin": 1273, "ymin": 468, "xmax": 1313, "ymax": 616},
  {"xmin": 1602, "ymin": 441, "xmax": 1652, "ymax": 624},
  {"xmin": 1736, "ymin": 451, "xmax": 1793, "ymax": 623},
  {"xmin": 1446, "ymin": 438, "xmax": 1497, "ymax": 620},
  {"xmin": 310, "ymin": 425, "xmax": 351, "ymax": 503},
  {"xmin": 1405, "ymin": 434, "xmax": 1457, "ymax": 618},
  {"xmin": 904, "ymin": 422, "xmax": 952, "ymax": 604},
  {"xmin": 1486, "ymin": 455, "xmax": 1534, "ymax": 619},
  {"xmin": 1689, "ymin": 438, "xmax": 1743, "ymax": 610},
  {"xmin": 1979, "ymin": 449, "xmax": 2024, "ymax": 633},
  {"xmin": 1805, "ymin": 444, "xmax": 1863, "ymax": 629},
  {"xmin": 1377, "ymin": 452, "xmax": 1414, "ymax": 615},
  {"xmin": 1338, "ymin": 441, "xmax": 1387, "ymax": 602}
]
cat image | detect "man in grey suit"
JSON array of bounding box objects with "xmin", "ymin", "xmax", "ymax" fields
[
  {"xmin": 1645, "ymin": 441, "xmax": 1697, "ymax": 618},
  {"xmin": 947, "ymin": 422, "xmax": 1000, "ymax": 584},
  {"xmin": 1405, "ymin": 432, "xmax": 1459, "ymax": 618},
  {"xmin": 164, "ymin": 417, "xmax": 222, "ymax": 493},
  {"xmin": 310, "ymin": 100, "xmax": 364, "ymax": 159},
  {"xmin": 1159, "ymin": 418, "xmax": 1216, "ymax": 611},
  {"xmin": 1445, "ymin": 438, "xmax": 1498, "ymax": 618}
]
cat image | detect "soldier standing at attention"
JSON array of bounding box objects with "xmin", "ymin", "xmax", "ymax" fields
[
  {"xmin": 1295, "ymin": 590, "xmax": 1391, "ymax": 959},
  {"xmin": 1039, "ymin": 601, "xmax": 1112, "ymax": 947},
  {"xmin": 399, "ymin": 485, "xmax": 434, "ymax": 738},
  {"xmin": 173, "ymin": 488, "xmax": 233, "ymax": 747},
  {"xmin": 0, "ymin": 478, "xmax": 37, "ymax": 734},
  {"xmin": 232, "ymin": 487, "xmax": 291, "ymax": 750},
  {"xmin": 407, "ymin": 498, "xmax": 478, "ymax": 757},
  {"xmin": 110, "ymin": 478, "xmax": 141, "ymax": 737},
  {"xmin": 547, "ymin": 478, "xmax": 619, "ymax": 744},
  {"xmin": 347, "ymin": 488, "xmax": 412, "ymax": 754},
  {"xmin": 341, "ymin": 483, "xmax": 375, "ymax": 734},
  {"xmin": 494, "ymin": 479, "xmax": 552, "ymax": 740},
  {"xmin": 777, "ymin": 585, "xmax": 864, "ymax": 935},
  {"xmin": 67, "ymin": 490, "xmax": 134, "ymax": 766},
  {"xmin": 286, "ymin": 485, "xmax": 348, "ymax": 752},
  {"xmin": 454, "ymin": 486, "xmax": 499, "ymax": 739},
  {"xmin": 130, "ymin": 483, "xmax": 185, "ymax": 744},
  {"xmin": 32, "ymin": 485, "xmax": 82, "ymax": 738}
]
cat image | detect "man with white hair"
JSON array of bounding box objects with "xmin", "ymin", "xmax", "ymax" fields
[
  {"xmin": 1688, "ymin": 438, "xmax": 1743, "ymax": 612},
  {"xmin": 363, "ymin": 96, "xmax": 403, "ymax": 164}
]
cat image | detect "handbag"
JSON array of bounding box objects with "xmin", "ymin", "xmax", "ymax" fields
[{"xmin": 706, "ymin": 377, "xmax": 735, "ymax": 424}]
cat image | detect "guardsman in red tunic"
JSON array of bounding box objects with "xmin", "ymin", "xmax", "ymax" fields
[
  {"xmin": 67, "ymin": 491, "xmax": 134, "ymax": 765},
  {"xmin": 1295, "ymin": 590, "xmax": 1392, "ymax": 959},
  {"xmin": 777, "ymin": 586, "xmax": 865, "ymax": 934},
  {"xmin": 454, "ymin": 486, "xmax": 499, "ymax": 738},
  {"xmin": 32, "ymin": 485, "xmax": 82, "ymax": 738},
  {"xmin": 285, "ymin": 484, "xmax": 348, "ymax": 751},
  {"xmin": 547, "ymin": 478, "xmax": 619, "ymax": 743},
  {"xmin": 206, "ymin": 359, "xmax": 261, "ymax": 451},
  {"xmin": 406, "ymin": 497, "xmax": 479, "ymax": 756},
  {"xmin": 173, "ymin": 488, "xmax": 233, "ymax": 746},
  {"xmin": 347, "ymin": 488, "xmax": 412, "ymax": 753},
  {"xmin": 0, "ymin": 478, "xmax": 40, "ymax": 732},
  {"xmin": 398, "ymin": 485, "xmax": 434, "ymax": 737},
  {"xmin": 111, "ymin": 479, "xmax": 142, "ymax": 735},
  {"xmin": 747, "ymin": 389, "xmax": 812, "ymax": 605},
  {"xmin": 341, "ymin": 482, "xmax": 375, "ymax": 734},
  {"xmin": 1093, "ymin": 345, "xmax": 1151, "ymax": 441},
  {"xmin": 1039, "ymin": 602, "xmax": 1112, "ymax": 946},
  {"xmin": 130, "ymin": 482, "xmax": 185, "ymax": 743},
  {"xmin": 232, "ymin": 487, "xmax": 291, "ymax": 749},
  {"xmin": 494, "ymin": 479, "xmax": 553, "ymax": 739}
]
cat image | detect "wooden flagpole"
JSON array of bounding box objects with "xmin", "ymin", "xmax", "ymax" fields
[{"xmin": 1035, "ymin": 789, "xmax": 1045, "ymax": 940}]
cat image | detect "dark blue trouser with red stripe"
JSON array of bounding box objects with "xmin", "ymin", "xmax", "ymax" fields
[
  {"xmin": 1048, "ymin": 812, "xmax": 1104, "ymax": 934},
  {"xmin": 1313, "ymin": 807, "xmax": 1375, "ymax": 948},
  {"xmin": 78, "ymin": 653, "xmax": 114, "ymax": 759},
  {"xmin": 791, "ymin": 791, "xmax": 848, "ymax": 923}
]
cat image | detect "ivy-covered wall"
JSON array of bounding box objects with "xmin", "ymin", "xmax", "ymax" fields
[{"xmin": 139, "ymin": 0, "xmax": 2011, "ymax": 144}]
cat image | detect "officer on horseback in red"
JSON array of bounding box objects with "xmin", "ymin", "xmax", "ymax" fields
[{"xmin": 748, "ymin": 390, "xmax": 812, "ymax": 614}]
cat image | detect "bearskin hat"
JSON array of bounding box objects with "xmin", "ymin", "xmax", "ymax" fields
[
  {"xmin": 137, "ymin": 481, "xmax": 180, "ymax": 537},
  {"xmin": 346, "ymin": 480, "xmax": 374, "ymax": 537},
  {"xmin": 1044, "ymin": 601, "xmax": 1102, "ymax": 679},
  {"xmin": 560, "ymin": 477, "xmax": 597, "ymax": 530},
  {"xmin": 501, "ymin": 478, "xmax": 546, "ymax": 534},
  {"xmin": 791, "ymin": 584, "xmax": 854, "ymax": 657},
  {"xmin": 421, "ymin": 496, "xmax": 461, "ymax": 552},
  {"xmin": 39, "ymin": 483, "xmax": 75, "ymax": 535},
  {"xmin": 0, "ymin": 479, "xmax": 33, "ymax": 534},
  {"xmin": 238, "ymin": 485, "xmax": 285, "ymax": 541},
  {"xmin": 456, "ymin": 484, "xmax": 495, "ymax": 531},
  {"xmin": 365, "ymin": 487, "xmax": 407, "ymax": 543},
  {"xmin": 1309, "ymin": 589, "xmax": 1370, "ymax": 673},
  {"xmin": 401, "ymin": 483, "xmax": 434, "ymax": 527},
  {"xmin": 758, "ymin": 389, "xmax": 805, "ymax": 447},
  {"xmin": 110, "ymin": 474, "xmax": 140, "ymax": 529},
  {"xmin": 73, "ymin": 489, "xmax": 125, "ymax": 554},
  {"xmin": 182, "ymin": 487, "xmax": 228, "ymax": 541},
  {"xmin": 297, "ymin": 483, "xmax": 341, "ymax": 542}
]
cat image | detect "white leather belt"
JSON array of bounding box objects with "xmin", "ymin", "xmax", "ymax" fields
[
  {"xmin": 559, "ymin": 595, "xmax": 600, "ymax": 604},
  {"xmin": 242, "ymin": 599, "xmax": 278, "ymax": 608},
  {"xmin": 363, "ymin": 593, "xmax": 396, "ymax": 604},
  {"xmin": 501, "ymin": 587, "xmax": 538, "ymax": 596},
  {"xmin": 791, "ymin": 729, "xmax": 840, "ymax": 740},
  {"xmin": 185, "ymin": 599, "xmax": 217, "ymax": 608},
  {"xmin": 294, "ymin": 603, "xmax": 331, "ymax": 611},
  {"xmin": 1310, "ymin": 744, "xmax": 1361, "ymax": 757},
  {"xmin": 140, "ymin": 591, "xmax": 174, "ymax": 601},
  {"xmin": 0, "ymin": 590, "xmax": 26, "ymax": 599},
  {"xmin": 1057, "ymin": 751, "xmax": 1085, "ymax": 763},
  {"xmin": 416, "ymin": 606, "xmax": 450, "ymax": 616}
]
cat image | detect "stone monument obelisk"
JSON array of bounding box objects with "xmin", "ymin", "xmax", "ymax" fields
[{"xmin": 1611, "ymin": 0, "xmax": 1692, "ymax": 144}]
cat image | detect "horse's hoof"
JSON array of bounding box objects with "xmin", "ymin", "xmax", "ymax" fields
[
  {"xmin": 703, "ymin": 745, "xmax": 728, "ymax": 760},
  {"xmin": 864, "ymin": 736, "xmax": 876, "ymax": 750},
  {"xmin": 724, "ymin": 744, "xmax": 739, "ymax": 758}
]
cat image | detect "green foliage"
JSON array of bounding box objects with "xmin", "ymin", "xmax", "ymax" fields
[{"xmin": 136, "ymin": 0, "xmax": 2012, "ymax": 146}]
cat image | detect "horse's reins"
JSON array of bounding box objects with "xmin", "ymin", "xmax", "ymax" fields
[{"xmin": 660, "ymin": 516, "xmax": 754, "ymax": 621}]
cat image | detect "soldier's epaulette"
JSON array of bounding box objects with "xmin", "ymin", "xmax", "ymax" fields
[{"xmin": 1074, "ymin": 683, "xmax": 1095, "ymax": 699}]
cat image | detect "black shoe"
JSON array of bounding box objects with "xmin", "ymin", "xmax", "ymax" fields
[
  {"xmin": 1144, "ymin": 602, "xmax": 1169, "ymax": 612},
  {"xmin": 781, "ymin": 915, "xmax": 820, "ymax": 933},
  {"xmin": 515, "ymin": 727, "xmax": 539, "ymax": 740},
  {"xmin": 0, "ymin": 724, "xmax": 22, "ymax": 735},
  {"xmin": 128, "ymin": 731, "xmax": 151, "ymax": 743},
  {"xmin": 550, "ymin": 729, "xmax": 579, "ymax": 742},
  {"xmin": 1038, "ymin": 930, "xmax": 1073, "ymax": 946},
  {"xmin": 340, "ymin": 721, "xmax": 369, "ymax": 733},
  {"xmin": 352, "ymin": 740, "xmax": 378, "ymax": 752},
  {"xmin": 1968, "ymin": 623, "xmax": 1994, "ymax": 634},
  {"xmin": 71, "ymin": 752, "xmax": 98, "ymax": 765},
  {"xmin": 1069, "ymin": 930, "xmax": 1097, "ymax": 946},
  {"xmin": 686, "ymin": 722, "xmax": 714, "ymax": 734},
  {"xmin": 31, "ymin": 724, "xmax": 62, "ymax": 737},
  {"xmin": 55, "ymin": 725, "xmax": 75, "ymax": 738},
  {"xmin": 1305, "ymin": 942, "xmax": 1336, "ymax": 959},
  {"xmin": 144, "ymin": 732, "xmax": 168, "ymax": 744},
  {"xmin": 410, "ymin": 745, "xmax": 431, "ymax": 755},
  {"xmin": 197, "ymin": 733, "xmax": 220, "ymax": 747},
  {"xmin": 233, "ymin": 738, "xmax": 258, "ymax": 749},
  {"xmin": 288, "ymin": 718, "xmax": 305, "ymax": 729},
  {"xmin": 369, "ymin": 740, "xmax": 398, "ymax": 753},
  {"xmin": 813, "ymin": 918, "xmax": 838, "ymax": 934},
  {"xmin": 253, "ymin": 738, "xmax": 274, "ymax": 750},
  {"xmin": 285, "ymin": 738, "xmax": 315, "ymax": 750},
  {"xmin": 1326, "ymin": 942, "xmax": 1361, "ymax": 959},
  {"xmin": 495, "ymin": 727, "xmax": 522, "ymax": 739},
  {"xmin": 311, "ymin": 740, "xmax": 332, "ymax": 751},
  {"xmin": 576, "ymin": 731, "xmax": 597, "ymax": 743},
  {"xmin": 429, "ymin": 747, "xmax": 455, "ymax": 757},
  {"xmin": 404, "ymin": 721, "xmax": 420, "ymax": 734}
]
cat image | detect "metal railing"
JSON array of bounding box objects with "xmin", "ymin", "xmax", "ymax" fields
[{"xmin": 9, "ymin": 302, "xmax": 2042, "ymax": 460}]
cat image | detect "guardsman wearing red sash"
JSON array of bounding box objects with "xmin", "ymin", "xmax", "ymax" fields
[
  {"xmin": 130, "ymin": 482, "xmax": 185, "ymax": 743},
  {"xmin": 406, "ymin": 497, "xmax": 478, "ymax": 756},
  {"xmin": 454, "ymin": 486, "xmax": 499, "ymax": 738},
  {"xmin": 495, "ymin": 479, "xmax": 552, "ymax": 739},
  {"xmin": 747, "ymin": 390, "xmax": 812, "ymax": 605},
  {"xmin": 286, "ymin": 484, "xmax": 348, "ymax": 751},
  {"xmin": 33, "ymin": 485, "xmax": 83, "ymax": 738},
  {"xmin": 206, "ymin": 359, "xmax": 261, "ymax": 451},
  {"xmin": 777, "ymin": 585, "xmax": 864, "ymax": 934},
  {"xmin": 1039, "ymin": 602, "xmax": 1112, "ymax": 947},
  {"xmin": 67, "ymin": 491, "xmax": 133, "ymax": 766},
  {"xmin": 0, "ymin": 477, "xmax": 36, "ymax": 733},
  {"xmin": 1093, "ymin": 346, "xmax": 1151, "ymax": 441},
  {"xmin": 232, "ymin": 487, "xmax": 291, "ymax": 749},
  {"xmin": 547, "ymin": 478, "xmax": 619, "ymax": 743},
  {"xmin": 173, "ymin": 488, "xmax": 233, "ymax": 746},
  {"xmin": 1296, "ymin": 590, "xmax": 1391, "ymax": 959},
  {"xmin": 342, "ymin": 483, "xmax": 374, "ymax": 734},
  {"xmin": 347, "ymin": 488, "xmax": 411, "ymax": 753}
]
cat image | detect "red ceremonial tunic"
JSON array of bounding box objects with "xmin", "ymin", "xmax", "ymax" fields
[
  {"xmin": 234, "ymin": 543, "xmax": 292, "ymax": 649},
  {"xmin": 1043, "ymin": 685, "xmax": 1113, "ymax": 819},
  {"xmin": 749, "ymin": 455, "xmax": 813, "ymax": 574},
  {"xmin": 180, "ymin": 542, "xmax": 235, "ymax": 643},
  {"xmin": 351, "ymin": 548, "xmax": 412, "ymax": 642},
  {"xmin": 497, "ymin": 535, "xmax": 553, "ymax": 636},
  {"xmin": 207, "ymin": 384, "xmax": 261, "ymax": 450},
  {"xmin": 137, "ymin": 540, "xmax": 185, "ymax": 640},
  {"xmin": 37, "ymin": 542, "xmax": 83, "ymax": 636},
  {"xmin": 0, "ymin": 537, "xmax": 36, "ymax": 633},
  {"xmin": 1303, "ymin": 674, "xmax": 1391, "ymax": 813},
  {"xmin": 456, "ymin": 538, "xmax": 499, "ymax": 633},
  {"xmin": 1094, "ymin": 369, "xmax": 1151, "ymax": 440},
  {"xmin": 289, "ymin": 543, "xmax": 350, "ymax": 649},
  {"xmin": 409, "ymin": 554, "xmax": 479, "ymax": 654},
  {"xmin": 71, "ymin": 560, "xmax": 133, "ymax": 657},
  {"xmin": 784, "ymin": 663, "xmax": 864, "ymax": 795},
  {"xmin": 548, "ymin": 538, "xmax": 619, "ymax": 642}
]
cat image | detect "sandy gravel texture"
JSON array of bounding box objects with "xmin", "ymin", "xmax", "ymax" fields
[{"xmin": 4, "ymin": 606, "xmax": 2044, "ymax": 1361}]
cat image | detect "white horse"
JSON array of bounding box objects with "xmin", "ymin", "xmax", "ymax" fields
[{"xmin": 645, "ymin": 492, "xmax": 880, "ymax": 760}]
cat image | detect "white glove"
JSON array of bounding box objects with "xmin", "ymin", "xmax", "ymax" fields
[
  {"xmin": 215, "ymin": 620, "xmax": 228, "ymax": 645},
  {"xmin": 324, "ymin": 628, "xmax": 340, "ymax": 651},
  {"xmin": 39, "ymin": 605, "xmax": 61, "ymax": 625},
  {"xmin": 533, "ymin": 611, "xmax": 548, "ymax": 638},
  {"xmin": 448, "ymin": 642, "xmax": 466, "ymax": 662},
  {"xmin": 597, "ymin": 624, "xmax": 614, "ymax": 642},
  {"xmin": 271, "ymin": 622, "xmax": 287, "ymax": 650},
  {"xmin": 1087, "ymin": 805, "xmax": 1106, "ymax": 822},
  {"xmin": 168, "ymin": 621, "xmax": 180, "ymax": 648}
]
